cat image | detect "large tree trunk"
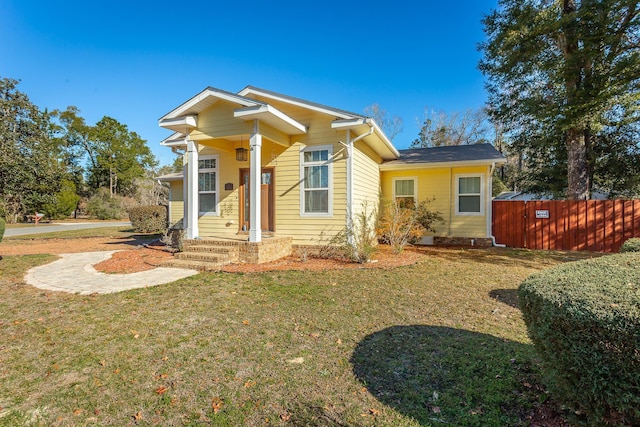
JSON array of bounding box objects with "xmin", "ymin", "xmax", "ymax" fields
[
  {"xmin": 562, "ymin": 0, "xmax": 589, "ymax": 200},
  {"xmin": 566, "ymin": 128, "xmax": 589, "ymax": 200}
]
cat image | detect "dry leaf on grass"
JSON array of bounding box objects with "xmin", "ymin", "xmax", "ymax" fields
[
  {"xmin": 155, "ymin": 386, "xmax": 168, "ymax": 395},
  {"xmin": 211, "ymin": 397, "xmax": 224, "ymax": 413}
]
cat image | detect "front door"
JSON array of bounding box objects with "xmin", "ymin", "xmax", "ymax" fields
[{"xmin": 239, "ymin": 168, "xmax": 274, "ymax": 232}]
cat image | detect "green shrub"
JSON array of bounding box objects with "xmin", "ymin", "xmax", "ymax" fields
[
  {"xmin": 518, "ymin": 253, "xmax": 640, "ymax": 425},
  {"xmin": 128, "ymin": 205, "xmax": 167, "ymax": 233},
  {"xmin": 620, "ymin": 237, "xmax": 640, "ymax": 253},
  {"xmin": 0, "ymin": 217, "xmax": 5, "ymax": 244},
  {"xmin": 326, "ymin": 202, "xmax": 377, "ymax": 263},
  {"xmin": 42, "ymin": 180, "xmax": 80, "ymax": 219},
  {"xmin": 86, "ymin": 189, "xmax": 124, "ymax": 220},
  {"xmin": 377, "ymin": 199, "xmax": 444, "ymax": 254}
]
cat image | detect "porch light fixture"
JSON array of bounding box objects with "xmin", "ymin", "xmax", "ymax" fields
[{"xmin": 236, "ymin": 137, "xmax": 248, "ymax": 161}]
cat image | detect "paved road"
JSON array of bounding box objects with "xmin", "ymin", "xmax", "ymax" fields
[{"xmin": 4, "ymin": 222, "xmax": 131, "ymax": 237}]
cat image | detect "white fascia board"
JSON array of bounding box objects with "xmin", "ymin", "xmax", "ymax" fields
[
  {"xmin": 239, "ymin": 87, "xmax": 355, "ymax": 119},
  {"xmin": 379, "ymin": 159, "xmax": 506, "ymax": 171},
  {"xmin": 159, "ymin": 115, "xmax": 198, "ymax": 132},
  {"xmin": 234, "ymin": 105, "xmax": 307, "ymax": 134},
  {"xmin": 160, "ymin": 132, "xmax": 185, "ymax": 145},
  {"xmin": 159, "ymin": 87, "xmax": 262, "ymax": 121},
  {"xmin": 331, "ymin": 118, "xmax": 367, "ymax": 129},
  {"xmin": 161, "ymin": 139, "xmax": 188, "ymax": 147},
  {"xmin": 331, "ymin": 118, "xmax": 400, "ymax": 159}
]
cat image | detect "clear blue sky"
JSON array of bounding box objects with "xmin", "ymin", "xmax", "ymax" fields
[{"xmin": 1, "ymin": 0, "xmax": 498, "ymax": 167}]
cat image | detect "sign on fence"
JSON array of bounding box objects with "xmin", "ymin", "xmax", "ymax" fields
[{"xmin": 535, "ymin": 210, "xmax": 550, "ymax": 219}]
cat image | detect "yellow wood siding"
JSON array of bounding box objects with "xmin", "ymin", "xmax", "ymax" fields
[
  {"xmin": 193, "ymin": 144, "xmax": 243, "ymax": 238},
  {"xmin": 190, "ymin": 101, "xmax": 252, "ymax": 141},
  {"xmin": 352, "ymin": 142, "xmax": 381, "ymax": 220},
  {"xmin": 381, "ymin": 165, "xmax": 490, "ymax": 238},
  {"xmin": 271, "ymin": 113, "xmax": 348, "ymax": 244},
  {"xmin": 168, "ymin": 181, "xmax": 184, "ymax": 227}
]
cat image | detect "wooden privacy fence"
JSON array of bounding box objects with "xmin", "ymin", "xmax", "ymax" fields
[{"xmin": 492, "ymin": 200, "xmax": 640, "ymax": 252}]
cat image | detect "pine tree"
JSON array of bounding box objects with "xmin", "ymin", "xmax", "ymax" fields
[{"xmin": 480, "ymin": 0, "xmax": 640, "ymax": 199}]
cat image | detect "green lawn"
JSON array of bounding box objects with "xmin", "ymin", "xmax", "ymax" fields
[{"xmin": 0, "ymin": 248, "xmax": 589, "ymax": 426}]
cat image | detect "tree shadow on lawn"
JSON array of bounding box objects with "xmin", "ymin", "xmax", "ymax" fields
[
  {"xmin": 489, "ymin": 288, "xmax": 520, "ymax": 309},
  {"xmin": 104, "ymin": 233, "xmax": 163, "ymax": 247},
  {"xmin": 351, "ymin": 325, "xmax": 542, "ymax": 426}
]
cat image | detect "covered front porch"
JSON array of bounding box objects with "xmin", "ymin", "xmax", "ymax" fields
[{"xmin": 158, "ymin": 87, "xmax": 307, "ymax": 245}]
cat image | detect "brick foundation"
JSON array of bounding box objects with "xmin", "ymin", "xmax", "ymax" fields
[
  {"xmin": 432, "ymin": 237, "xmax": 493, "ymax": 248},
  {"xmin": 238, "ymin": 236, "xmax": 293, "ymax": 264}
]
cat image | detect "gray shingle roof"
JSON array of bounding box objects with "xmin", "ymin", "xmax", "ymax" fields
[{"xmin": 383, "ymin": 143, "xmax": 505, "ymax": 166}]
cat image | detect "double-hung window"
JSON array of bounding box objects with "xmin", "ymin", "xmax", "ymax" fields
[
  {"xmin": 393, "ymin": 177, "xmax": 417, "ymax": 208},
  {"xmin": 301, "ymin": 146, "xmax": 332, "ymax": 216},
  {"xmin": 198, "ymin": 156, "xmax": 218, "ymax": 215},
  {"xmin": 456, "ymin": 175, "xmax": 483, "ymax": 215}
]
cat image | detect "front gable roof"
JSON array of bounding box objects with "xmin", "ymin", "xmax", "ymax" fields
[
  {"xmin": 238, "ymin": 86, "xmax": 363, "ymax": 120},
  {"xmin": 160, "ymin": 85, "xmax": 400, "ymax": 160},
  {"xmin": 158, "ymin": 86, "xmax": 306, "ymax": 136},
  {"xmin": 380, "ymin": 143, "xmax": 506, "ymax": 170}
]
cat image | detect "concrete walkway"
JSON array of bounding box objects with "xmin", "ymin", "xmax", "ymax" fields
[{"xmin": 25, "ymin": 251, "xmax": 198, "ymax": 295}]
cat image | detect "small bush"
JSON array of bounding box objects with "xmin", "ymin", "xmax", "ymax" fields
[
  {"xmin": 161, "ymin": 227, "xmax": 185, "ymax": 252},
  {"xmin": 329, "ymin": 203, "xmax": 377, "ymax": 263},
  {"xmin": 377, "ymin": 199, "xmax": 444, "ymax": 254},
  {"xmin": 518, "ymin": 253, "xmax": 640, "ymax": 425},
  {"xmin": 128, "ymin": 205, "xmax": 167, "ymax": 233},
  {"xmin": 0, "ymin": 217, "xmax": 5, "ymax": 244},
  {"xmin": 86, "ymin": 189, "xmax": 125, "ymax": 220},
  {"xmin": 620, "ymin": 237, "xmax": 640, "ymax": 253}
]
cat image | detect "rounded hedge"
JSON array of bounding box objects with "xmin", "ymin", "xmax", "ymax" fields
[
  {"xmin": 128, "ymin": 205, "xmax": 167, "ymax": 233},
  {"xmin": 620, "ymin": 237, "xmax": 640, "ymax": 253},
  {"xmin": 518, "ymin": 253, "xmax": 640, "ymax": 425},
  {"xmin": 0, "ymin": 217, "xmax": 5, "ymax": 244}
]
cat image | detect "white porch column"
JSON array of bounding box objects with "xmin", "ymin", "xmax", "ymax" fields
[
  {"xmin": 249, "ymin": 120, "xmax": 262, "ymax": 242},
  {"xmin": 185, "ymin": 138, "xmax": 199, "ymax": 239},
  {"xmin": 346, "ymin": 129, "xmax": 354, "ymax": 233}
]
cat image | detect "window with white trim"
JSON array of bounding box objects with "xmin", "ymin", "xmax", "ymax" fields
[
  {"xmin": 393, "ymin": 177, "xmax": 417, "ymax": 208},
  {"xmin": 198, "ymin": 156, "xmax": 218, "ymax": 215},
  {"xmin": 301, "ymin": 146, "xmax": 332, "ymax": 215},
  {"xmin": 456, "ymin": 175, "xmax": 483, "ymax": 215}
]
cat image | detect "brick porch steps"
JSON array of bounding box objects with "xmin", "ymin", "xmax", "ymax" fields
[
  {"xmin": 162, "ymin": 236, "xmax": 293, "ymax": 271},
  {"xmin": 162, "ymin": 240, "xmax": 240, "ymax": 271}
]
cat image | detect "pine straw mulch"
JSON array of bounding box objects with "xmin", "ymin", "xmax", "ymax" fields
[{"xmin": 94, "ymin": 244, "xmax": 426, "ymax": 274}]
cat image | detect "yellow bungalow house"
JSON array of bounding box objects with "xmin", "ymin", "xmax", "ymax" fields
[{"xmin": 158, "ymin": 86, "xmax": 505, "ymax": 269}]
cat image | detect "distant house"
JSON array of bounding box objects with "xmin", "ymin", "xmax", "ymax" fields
[{"xmin": 158, "ymin": 86, "xmax": 505, "ymax": 265}]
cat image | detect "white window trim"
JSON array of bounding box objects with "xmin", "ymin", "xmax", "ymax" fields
[
  {"xmin": 198, "ymin": 154, "xmax": 219, "ymax": 216},
  {"xmin": 392, "ymin": 177, "xmax": 418, "ymax": 205},
  {"xmin": 455, "ymin": 174, "xmax": 484, "ymax": 216},
  {"xmin": 300, "ymin": 144, "xmax": 333, "ymax": 217}
]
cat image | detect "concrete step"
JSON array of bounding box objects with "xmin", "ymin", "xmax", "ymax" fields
[{"xmin": 162, "ymin": 258, "xmax": 226, "ymax": 272}]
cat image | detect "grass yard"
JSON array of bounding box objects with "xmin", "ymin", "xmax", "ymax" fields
[
  {"xmin": 0, "ymin": 247, "xmax": 590, "ymax": 426},
  {"xmin": 4, "ymin": 226, "xmax": 135, "ymax": 240}
]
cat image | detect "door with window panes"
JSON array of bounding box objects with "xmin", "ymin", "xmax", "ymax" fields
[{"xmin": 239, "ymin": 168, "xmax": 274, "ymax": 232}]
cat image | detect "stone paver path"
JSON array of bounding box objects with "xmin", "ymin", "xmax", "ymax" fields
[{"xmin": 25, "ymin": 251, "xmax": 198, "ymax": 294}]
